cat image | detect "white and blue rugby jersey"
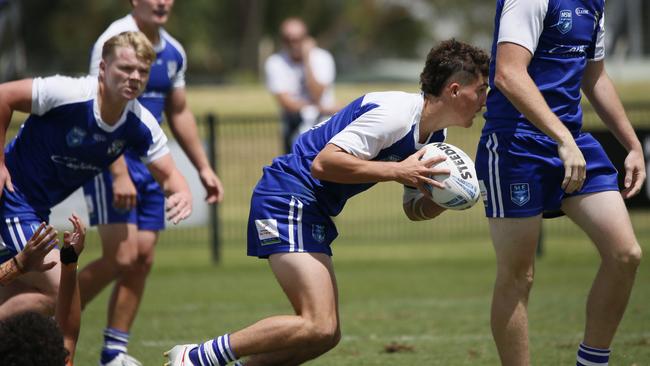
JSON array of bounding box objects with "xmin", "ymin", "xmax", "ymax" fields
[
  {"xmin": 255, "ymin": 92, "xmax": 446, "ymax": 217},
  {"xmin": 484, "ymin": 0, "xmax": 605, "ymax": 135},
  {"xmin": 5, "ymin": 75, "xmax": 169, "ymax": 213},
  {"xmin": 89, "ymin": 14, "xmax": 187, "ymax": 122}
]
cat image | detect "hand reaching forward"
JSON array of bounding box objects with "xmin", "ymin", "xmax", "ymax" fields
[
  {"xmin": 63, "ymin": 213, "xmax": 86, "ymax": 257},
  {"xmin": 15, "ymin": 222, "xmax": 58, "ymax": 273}
]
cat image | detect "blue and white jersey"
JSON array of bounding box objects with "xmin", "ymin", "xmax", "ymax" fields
[
  {"xmin": 483, "ymin": 0, "xmax": 605, "ymax": 135},
  {"xmin": 255, "ymin": 92, "xmax": 446, "ymax": 217},
  {"xmin": 4, "ymin": 75, "xmax": 169, "ymax": 214},
  {"xmin": 89, "ymin": 14, "xmax": 187, "ymax": 122}
]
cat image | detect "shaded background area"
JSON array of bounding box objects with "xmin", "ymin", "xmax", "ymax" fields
[{"xmin": 2, "ymin": 0, "xmax": 650, "ymax": 82}]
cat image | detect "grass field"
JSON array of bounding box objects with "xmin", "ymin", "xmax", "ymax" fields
[
  {"xmin": 75, "ymin": 224, "xmax": 650, "ymax": 365},
  {"xmin": 58, "ymin": 82, "xmax": 650, "ymax": 365}
]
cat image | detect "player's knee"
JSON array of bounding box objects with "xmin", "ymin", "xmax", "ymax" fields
[
  {"xmin": 113, "ymin": 252, "xmax": 139, "ymax": 273},
  {"xmin": 496, "ymin": 266, "xmax": 535, "ymax": 293},
  {"xmin": 609, "ymin": 242, "xmax": 642, "ymax": 271},
  {"xmin": 302, "ymin": 319, "xmax": 340, "ymax": 349}
]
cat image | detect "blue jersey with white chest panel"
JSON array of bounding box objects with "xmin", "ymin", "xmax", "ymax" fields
[
  {"xmin": 4, "ymin": 75, "xmax": 169, "ymax": 215},
  {"xmin": 483, "ymin": 0, "xmax": 605, "ymax": 135},
  {"xmin": 89, "ymin": 14, "xmax": 187, "ymax": 123},
  {"xmin": 255, "ymin": 91, "xmax": 446, "ymax": 217}
]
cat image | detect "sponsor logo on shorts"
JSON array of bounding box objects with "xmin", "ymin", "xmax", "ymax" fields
[
  {"xmin": 255, "ymin": 219, "xmax": 280, "ymax": 246},
  {"xmin": 312, "ymin": 224, "xmax": 326, "ymax": 244},
  {"xmin": 510, "ymin": 183, "xmax": 530, "ymax": 207}
]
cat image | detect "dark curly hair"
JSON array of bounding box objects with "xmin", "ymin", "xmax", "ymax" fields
[
  {"xmin": 0, "ymin": 312, "xmax": 68, "ymax": 366},
  {"xmin": 420, "ymin": 39, "xmax": 489, "ymax": 96}
]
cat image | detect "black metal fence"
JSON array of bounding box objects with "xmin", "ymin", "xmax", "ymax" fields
[{"xmin": 196, "ymin": 104, "xmax": 650, "ymax": 261}]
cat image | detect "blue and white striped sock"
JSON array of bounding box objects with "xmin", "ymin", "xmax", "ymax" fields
[
  {"xmin": 576, "ymin": 342, "xmax": 610, "ymax": 366},
  {"xmin": 189, "ymin": 334, "xmax": 237, "ymax": 366},
  {"xmin": 100, "ymin": 327, "xmax": 129, "ymax": 364}
]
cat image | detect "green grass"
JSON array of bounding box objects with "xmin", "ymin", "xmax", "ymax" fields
[
  {"xmin": 74, "ymin": 221, "xmax": 650, "ymax": 365},
  {"xmin": 70, "ymin": 82, "xmax": 650, "ymax": 365}
]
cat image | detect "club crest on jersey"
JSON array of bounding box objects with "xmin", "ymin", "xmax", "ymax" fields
[
  {"xmin": 556, "ymin": 10, "xmax": 572, "ymax": 34},
  {"xmin": 167, "ymin": 61, "xmax": 178, "ymax": 79},
  {"xmin": 107, "ymin": 140, "xmax": 126, "ymax": 157},
  {"xmin": 66, "ymin": 127, "xmax": 86, "ymax": 147},
  {"xmin": 510, "ymin": 183, "xmax": 530, "ymax": 207},
  {"xmin": 312, "ymin": 224, "xmax": 326, "ymax": 244}
]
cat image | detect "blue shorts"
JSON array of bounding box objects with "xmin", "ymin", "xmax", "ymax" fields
[
  {"xmin": 475, "ymin": 132, "xmax": 619, "ymax": 218},
  {"xmin": 247, "ymin": 193, "xmax": 338, "ymax": 258},
  {"xmin": 82, "ymin": 156, "xmax": 165, "ymax": 231},
  {"xmin": 0, "ymin": 188, "xmax": 50, "ymax": 263}
]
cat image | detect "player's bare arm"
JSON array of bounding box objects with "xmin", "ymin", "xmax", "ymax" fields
[
  {"xmin": 495, "ymin": 42, "xmax": 586, "ymax": 193},
  {"xmin": 581, "ymin": 60, "xmax": 646, "ymax": 198},
  {"xmin": 311, "ymin": 143, "xmax": 448, "ymax": 192},
  {"xmin": 0, "ymin": 78, "xmax": 33, "ymax": 197},
  {"xmin": 146, "ymin": 153, "xmax": 193, "ymax": 224},
  {"xmin": 402, "ymin": 186, "xmax": 445, "ymax": 221},
  {"xmin": 165, "ymin": 87, "xmax": 224, "ymax": 204},
  {"xmin": 108, "ymin": 155, "xmax": 137, "ymax": 210},
  {"xmin": 57, "ymin": 213, "xmax": 86, "ymax": 364}
]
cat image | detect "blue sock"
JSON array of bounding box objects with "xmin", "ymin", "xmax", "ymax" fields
[
  {"xmin": 100, "ymin": 328, "xmax": 130, "ymax": 364},
  {"xmin": 189, "ymin": 334, "xmax": 237, "ymax": 366},
  {"xmin": 576, "ymin": 342, "xmax": 610, "ymax": 366}
]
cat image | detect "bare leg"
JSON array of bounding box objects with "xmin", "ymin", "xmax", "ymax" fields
[
  {"xmin": 561, "ymin": 191, "xmax": 642, "ymax": 348},
  {"xmin": 0, "ymin": 250, "xmax": 61, "ymax": 318},
  {"xmin": 78, "ymin": 224, "xmax": 138, "ymax": 308},
  {"xmin": 229, "ymin": 252, "xmax": 340, "ymax": 366},
  {"xmin": 108, "ymin": 230, "xmax": 158, "ymax": 331},
  {"xmin": 488, "ymin": 216, "xmax": 542, "ymax": 366}
]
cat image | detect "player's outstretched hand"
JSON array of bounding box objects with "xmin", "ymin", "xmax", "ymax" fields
[
  {"xmin": 166, "ymin": 191, "xmax": 192, "ymax": 224},
  {"xmin": 112, "ymin": 173, "xmax": 137, "ymax": 211},
  {"xmin": 16, "ymin": 222, "xmax": 58, "ymax": 273},
  {"xmin": 558, "ymin": 140, "xmax": 586, "ymax": 193},
  {"xmin": 0, "ymin": 162, "xmax": 14, "ymax": 199},
  {"xmin": 396, "ymin": 148, "xmax": 449, "ymax": 197},
  {"xmin": 622, "ymin": 148, "xmax": 646, "ymax": 199},
  {"xmin": 63, "ymin": 214, "xmax": 86, "ymax": 257},
  {"xmin": 199, "ymin": 166, "xmax": 224, "ymax": 204}
]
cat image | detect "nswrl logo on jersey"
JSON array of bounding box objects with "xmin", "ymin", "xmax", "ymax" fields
[
  {"xmin": 510, "ymin": 183, "xmax": 530, "ymax": 207},
  {"xmin": 66, "ymin": 127, "xmax": 86, "ymax": 147},
  {"xmin": 556, "ymin": 10, "xmax": 573, "ymax": 34}
]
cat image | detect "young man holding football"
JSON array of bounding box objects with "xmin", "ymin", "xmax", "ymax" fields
[
  {"xmin": 476, "ymin": 1, "xmax": 645, "ymax": 365},
  {"xmin": 164, "ymin": 39, "xmax": 489, "ymax": 366}
]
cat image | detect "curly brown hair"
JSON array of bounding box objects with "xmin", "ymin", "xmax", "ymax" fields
[
  {"xmin": 420, "ymin": 39, "xmax": 489, "ymax": 96},
  {"xmin": 0, "ymin": 312, "xmax": 68, "ymax": 366}
]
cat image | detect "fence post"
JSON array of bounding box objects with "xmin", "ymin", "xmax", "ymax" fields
[{"xmin": 207, "ymin": 113, "xmax": 221, "ymax": 263}]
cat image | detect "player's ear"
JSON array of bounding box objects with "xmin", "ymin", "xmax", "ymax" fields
[{"xmin": 448, "ymin": 82, "xmax": 461, "ymax": 98}]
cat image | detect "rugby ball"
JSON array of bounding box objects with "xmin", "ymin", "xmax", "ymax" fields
[{"xmin": 421, "ymin": 142, "xmax": 480, "ymax": 210}]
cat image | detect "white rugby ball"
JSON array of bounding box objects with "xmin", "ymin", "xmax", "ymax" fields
[{"xmin": 421, "ymin": 142, "xmax": 480, "ymax": 210}]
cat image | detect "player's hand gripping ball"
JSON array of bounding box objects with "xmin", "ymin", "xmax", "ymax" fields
[{"xmin": 422, "ymin": 142, "xmax": 480, "ymax": 210}]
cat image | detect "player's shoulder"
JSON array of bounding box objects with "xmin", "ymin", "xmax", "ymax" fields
[
  {"xmin": 360, "ymin": 91, "xmax": 423, "ymax": 126},
  {"xmin": 95, "ymin": 14, "xmax": 138, "ymax": 45},
  {"xmin": 160, "ymin": 28, "xmax": 187, "ymax": 59},
  {"xmin": 127, "ymin": 99, "xmax": 159, "ymax": 129},
  {"xmin": 35, "ymin": 75, "xmax": 97, "ymax": 103},
  {"xmin": 363, "ymin": 91, "xmax": 421, "ymax": 109}
]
